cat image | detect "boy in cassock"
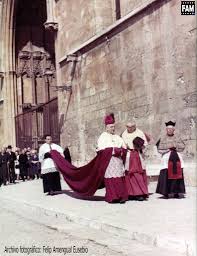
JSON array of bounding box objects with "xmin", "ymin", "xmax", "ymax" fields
[{"xmin": 39, "ymin": 135, "xmax": 64, "ymax": 195}]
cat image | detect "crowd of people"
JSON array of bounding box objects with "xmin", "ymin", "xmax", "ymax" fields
[
  {"xmin": 0, "ymin": 145, "xmax": 72, "ymax": 187},
  {"xmin": 0, "ymin": 113, "xmax": 186, "ymax": 204},
  {"xmin": 0, "ymin": 146, "xmax": 41, "ymax": 186}
]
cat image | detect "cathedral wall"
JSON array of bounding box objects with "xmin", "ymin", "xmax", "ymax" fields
[
  {"xmin": 120, "ymin": 0, "xmax": 151, "ymax": 16},
  {"xmin": 55, "ymin": 0, "xmax": 114, "ymax": 58},
  {"xmin": 56, "ymin": 0, "xmax": 196, "ymax": 166}
]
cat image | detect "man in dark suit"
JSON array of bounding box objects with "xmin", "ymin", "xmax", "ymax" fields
[
  {"xmin": 0, "ymin": 147, "xmax": 9, "ymax": 186},
  {"xmin": 6, "ymin": 145, "xmax": 16, "ymax": 183}
]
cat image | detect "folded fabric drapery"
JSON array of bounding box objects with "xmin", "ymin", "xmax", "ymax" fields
[
  {"xmin": 168, "ymin": 149, "xmax": 182, "ymax": 180},
  {"xmin": 50, "ymin": 148, "xmax": 113, "ymax": 196},
  {"xmin": 128, "ymin": 150, "xmax": 144, "ymax": 175}
]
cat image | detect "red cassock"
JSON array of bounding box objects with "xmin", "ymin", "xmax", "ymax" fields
[{"xmin": 125, "ymin": 150, "xmax": 148, "ymax": 196}]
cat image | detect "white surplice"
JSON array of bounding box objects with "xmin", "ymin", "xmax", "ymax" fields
[
  {"xmin": 39, "ymin": 143, "xmax": 64, "ymax": 174},
  {"xmin": 97, "ymin": 132, "xmax": 126, "ymax": 178}
]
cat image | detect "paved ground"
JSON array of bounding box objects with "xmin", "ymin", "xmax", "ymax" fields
[
  {"xmin": 0, "ymin": 205, "xmax": 122, "ymax": 256},
  {"xmin": 0, "ymin": 204, "xmax": 187, "ymax": 256},
  {"xmin": 0, "ymin": 179, "xmax": 196, "ymax": 256}
]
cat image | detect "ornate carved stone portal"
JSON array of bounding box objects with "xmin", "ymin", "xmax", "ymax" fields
[{"xmin": 15, "ymin": 0, "xmax": 59, "ymax": 148}]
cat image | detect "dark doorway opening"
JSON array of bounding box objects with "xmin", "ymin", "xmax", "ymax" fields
[{"xmin": 15, "ymin": 0, "xmax": 59, "ymax": 149}]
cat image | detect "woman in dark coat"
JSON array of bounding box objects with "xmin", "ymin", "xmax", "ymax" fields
[{"xmin": 29, "ymin": 150, "xmax": 40, "ymax": 179}]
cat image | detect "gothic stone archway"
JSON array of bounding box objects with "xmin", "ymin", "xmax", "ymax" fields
[{"xmin": 1, "ymin": 0, "xmax": 59, "ymax": 148}]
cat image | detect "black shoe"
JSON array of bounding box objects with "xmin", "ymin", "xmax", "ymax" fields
[
  {"xmin": 110, "ymin": 199, "xmax": 120, "ymax": 204},
  {"xmin": 128, "ymin": 196, "xmax": 136, "ymax": 200},
  {"xmin": 47, "ymin": 191, "xmax": 55, "ymax": 196},
  {"xmin": 120, "ymin": 200, "xmax": 126, "ymax": 204},
  {"xmin": 136, "ymin": 196, "xmax": 144, "ymax": 201},
  {"xmin": 174, "ymin": 193, "xmax": 184, "ymax": 199}
]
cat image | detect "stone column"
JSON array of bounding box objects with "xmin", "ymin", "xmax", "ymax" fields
[
  {"xmin": 0, "ymin": 0, "xmax": 17, "ymax": 147},
  {"xmin": 44, "ymin": 0, "xmax": 58, "ymax": 31},
  {"xmin": 0, "ymin": 72, "xmax": 4, "ymax": 146},
  {"xmin": 3, "ymin": 70, "xmax": 17, "ymax": 146}
]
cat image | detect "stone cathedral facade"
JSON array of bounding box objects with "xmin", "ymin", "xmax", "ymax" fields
[{"xmin": 0, "ymin": 0, "xmax": 196, "ymax": 182}]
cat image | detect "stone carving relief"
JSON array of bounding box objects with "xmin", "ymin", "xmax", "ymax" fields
[
  {"xmin": 17, "ymin": 50, "xmax": 55, "ymax": 78},
  {"xmin": 17, "ymin": 51, "xmax": 31, "ymax": 77},
  {"xmin": 17, "ymin": 50, "xmax": 56, "ymax": 110},
  {"xmin": 32, "ymin": 51, "xmax": 45, "ymax": 77},
  {"xmin": 45, "ymin": 53, "xmax": 56, "ymax": 77}
]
